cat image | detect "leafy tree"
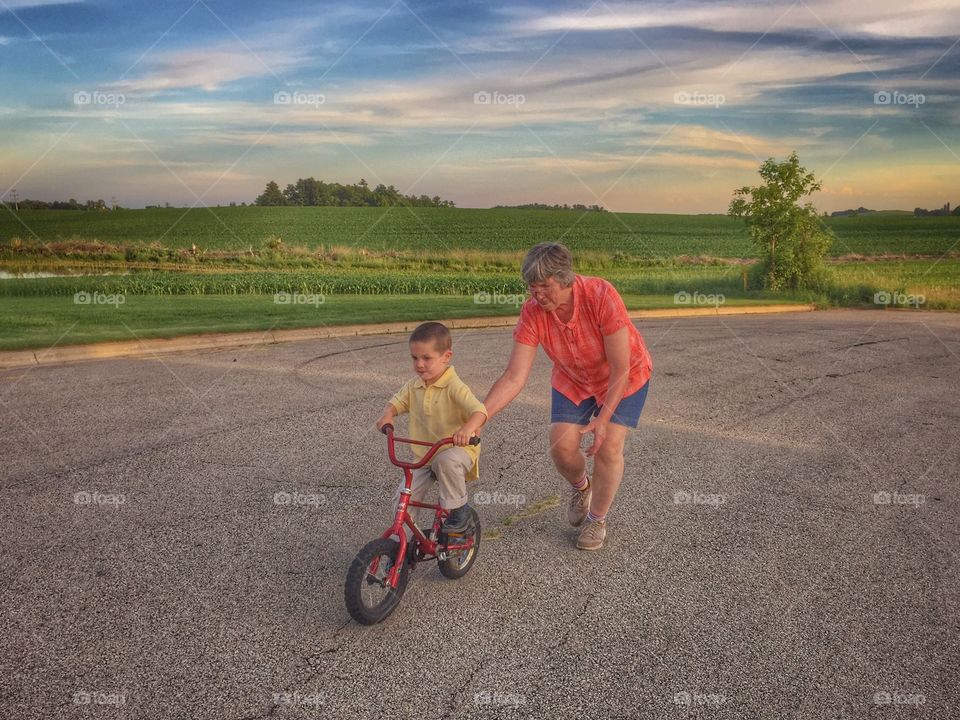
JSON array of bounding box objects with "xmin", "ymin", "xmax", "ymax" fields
[
  {"xmin": 729, "ymin": 152, "xmax": 832, "ymax": 290},
  {"xmin": 255, "ymin": 178, "xmax": 453, "ymax": 208},
  {"xmin": 255, "ymin": 181, "xmax": 287, "ymax": 206}
]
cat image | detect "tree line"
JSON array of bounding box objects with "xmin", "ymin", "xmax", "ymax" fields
[
  {"xmin": 493, "ymin": 203, "xmax": 608, "ymax": 212},
  {"xmin": 254, "ymin": 178, "xmax": 455, "ymax": 207},
  {"xmin": 914, "ymin": 203, "xmax": 959, "ymax": 217},
  {"xmin": 1, "ymin": 198, "xmax": 114, "ymax": 210}
]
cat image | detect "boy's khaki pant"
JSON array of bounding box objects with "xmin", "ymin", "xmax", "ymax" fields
[{"xmin": 391, "ymin": 447, "xmax": 472, "ymax": 528}]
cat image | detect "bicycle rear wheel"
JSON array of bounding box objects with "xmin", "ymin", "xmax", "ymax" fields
[
  {"xmin": 345, "ymin": 538, "xmax": 410, "ymax": 624},
  {"xmin": 438, "ymin": 508, "xmax": 481, "ymax": 579}
]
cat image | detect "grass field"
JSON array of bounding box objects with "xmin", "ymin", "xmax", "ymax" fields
[
  {"xmin": 1, "ymin": 260, "xmax": 955, "ymax": 350},
  {"xmin": 0, "ymin": 293, "xmax": 811, "ymax": 351},
  {"xmin": 3, "ymin": 206, "xmax": 959, "ymax": 257},
  {"xmin": 1, "ymin": 207, "xmax": 956, "ymax": 351}
]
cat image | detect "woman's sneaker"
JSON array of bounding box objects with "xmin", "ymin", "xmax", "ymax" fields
[
  {"xmin": 576, "ymin": 518, "xmax": 606, "ymax": 550},
  {"xmin": 567, "ymin": 480, "xmax": 591, "ymax": 526}
]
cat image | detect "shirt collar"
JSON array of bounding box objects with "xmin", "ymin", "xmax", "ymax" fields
[{"xmin": 413, "ymin": 364, "xmax": 456, "ymax": 389}]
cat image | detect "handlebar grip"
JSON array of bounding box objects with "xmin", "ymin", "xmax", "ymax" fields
[
  {"xmin": 469, "ymin": 436, "xmax": 481, "ymax": 446},
  {"xmin": 381, "ymin": 423, "xmax": 394, "ymax": 435}
]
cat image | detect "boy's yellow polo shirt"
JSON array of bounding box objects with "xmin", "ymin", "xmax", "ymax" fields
[{"xmin": 389, "ymin": 366, "xmax": 486, "ymax": 480}]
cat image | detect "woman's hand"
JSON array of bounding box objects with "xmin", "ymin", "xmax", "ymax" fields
[{"xmin": 580, "ymin": 417, "xmax": 609, "ymax": 457}]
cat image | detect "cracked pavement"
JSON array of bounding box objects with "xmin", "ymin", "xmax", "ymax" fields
[{"xmin": 1, "ymin": 309, "xmax": 959, "ymax": 719}]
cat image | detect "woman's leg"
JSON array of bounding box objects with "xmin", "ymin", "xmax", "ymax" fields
[
  {"xmin": 549, "ymin": 422, "xmax": 587, "ymax": 485},
  {"xmin": 588, "ymin": 422, "xmax": 631, "ymax": 516},
  {"xmin": 551, "ymin": 421, "xmax": 593, "ymax": 527}
]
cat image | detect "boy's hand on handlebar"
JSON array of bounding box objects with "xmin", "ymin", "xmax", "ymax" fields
[
  {"xmin": 454, "ymin": 411, "xmax": 487, "ymax": 447},
  {"xmin": 453, "ymin": 425, "xmax": 480, "ymax": 447}
]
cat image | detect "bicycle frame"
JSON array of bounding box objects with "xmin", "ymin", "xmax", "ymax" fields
[{"xmin": 377, "ymin": 425, "xmax": 478, "ymax": 588}]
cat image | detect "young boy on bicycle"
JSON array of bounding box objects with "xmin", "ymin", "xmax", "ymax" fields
[{"xmin": 375, "ymin": 322, "xmax": 487, "ymax": 534}]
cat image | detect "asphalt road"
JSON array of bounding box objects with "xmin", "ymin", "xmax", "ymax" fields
[{"xmin": 1, "ymin": 309, "xmax": 958, "ymax": 720}]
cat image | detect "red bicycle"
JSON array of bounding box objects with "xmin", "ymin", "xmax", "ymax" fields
[{"xmin": 344, "ymin": 425, "xmax": 482, "ymax": 625}]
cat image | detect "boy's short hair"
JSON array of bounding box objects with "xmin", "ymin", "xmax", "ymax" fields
[{"xmin": 409, "ymin": 322, "xmax": 452, "ymax": 352}]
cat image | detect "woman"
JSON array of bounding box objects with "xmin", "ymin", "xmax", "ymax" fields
[{"xmin": 464, "ymin": 242, "xmax": 653, "ymax": 550}]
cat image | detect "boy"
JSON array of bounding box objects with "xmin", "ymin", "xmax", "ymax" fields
[{"xmin": 376, "ymin": 322, "xmax": 487, "ymax": 534}]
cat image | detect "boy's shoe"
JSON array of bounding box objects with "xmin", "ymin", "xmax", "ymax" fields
[
  {"xmin": 567, "ymin": 480, "xmax": 592, "ymax": 526},
  {"xmin": 576, "ymin": 519, "xmax": 606, "ymax": 551},
  {"xmin": 442, "ymin": 504, "xmax": 473, "ymax": 535}
]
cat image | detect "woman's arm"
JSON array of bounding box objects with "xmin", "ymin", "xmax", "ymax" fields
[
  {"xmin": 581, "ymin": 325, "xmax": 631, "ymax": 456},
  {"xmin": 596, "ymin": 326, "xmax": 631, "ymax": 423},
  {"xmin": 482, "ymin": 341, "xmax": 538, "ymax": 420}
]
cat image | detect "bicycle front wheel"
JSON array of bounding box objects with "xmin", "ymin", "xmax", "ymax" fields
[{"xmin": 345, "ymin": 538, "xmax": 410, "ymax": 625}]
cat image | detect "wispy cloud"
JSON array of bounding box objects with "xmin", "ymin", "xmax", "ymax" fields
[
  {"xmin": 1, "ymin": 0, "xmax": 82, "ymax": 9},
  {"xmin": 513, "ymin": 0, "xmax": 960, "ymax": 39},
  {"xmin": 112, "ymin": 45, "xmax": 304, "ymax": 93}
]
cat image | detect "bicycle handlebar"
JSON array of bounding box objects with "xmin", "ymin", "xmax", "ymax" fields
[{"xmin": 379, "ymin": 424, "xmax": 480, "ymax": 469}]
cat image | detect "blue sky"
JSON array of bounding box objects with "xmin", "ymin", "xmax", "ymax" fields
[{"xmin": 1, "ymin": 0, "xmax": 958, "ymax": 212}]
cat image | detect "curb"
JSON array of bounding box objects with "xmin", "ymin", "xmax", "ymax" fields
[{"xmin": 0, "ymin": 303, "xmax": 814, "ymax": 370}]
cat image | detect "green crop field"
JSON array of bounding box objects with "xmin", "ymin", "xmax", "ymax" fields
[
  {"xmin": 2, "ymin": 206, "xmax": 958, "ymax": 257},
  {"xmin": 1, "ymin": 207, "xmax": 957, "ymax": 351}
]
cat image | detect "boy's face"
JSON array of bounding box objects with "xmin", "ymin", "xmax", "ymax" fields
[{"xmin": 409, "ymin": 340, "xmax": 452, "ymax": 384}]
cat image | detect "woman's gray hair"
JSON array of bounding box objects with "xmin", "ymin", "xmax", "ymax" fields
[{"xmin": 521, "ymin": 242, "xmax": 575, "ymax": 287}]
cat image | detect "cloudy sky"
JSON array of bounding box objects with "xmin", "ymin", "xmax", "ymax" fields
[{"xmin": 1, "ymin": 0, "xmax": 958, "ymax": 212}]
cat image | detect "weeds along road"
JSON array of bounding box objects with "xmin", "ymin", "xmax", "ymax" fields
[{"xmin": 1, "ymin": 309, "xmax": 958, "ymax": 720}]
